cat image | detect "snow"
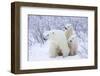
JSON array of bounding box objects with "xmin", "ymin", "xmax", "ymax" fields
[{"xmin": 28, "ymin": 40, "xmax": 87, "ymax": 61}]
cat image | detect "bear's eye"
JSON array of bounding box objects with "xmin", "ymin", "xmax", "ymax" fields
[{"xmin": 70, "ymin": 40, "xmax": 72, "ymax": 42}]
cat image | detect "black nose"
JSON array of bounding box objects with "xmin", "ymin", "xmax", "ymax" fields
[
  {"xmin": 64, "ymin": 26, "xmax": 67, "ymax": 30},
  {"xmin": 64, "ymin": 27, "xmax": 68, "ymax": 30},
  {"xmin": 43, "ymin": 37, "xmax": 47, "ymax": 41}
]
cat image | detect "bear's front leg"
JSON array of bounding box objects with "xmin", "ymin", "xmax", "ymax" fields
[
  {"xmin": 69, "ymin": 50, "xmax": 76, "ymax": 56},
  {"xmin": 49, "ymin": 44, "xmax": 58, "ymax": 58},
  {"xmin": 61, "ymin": 47, "xmax": 70, "ymax": 57}
]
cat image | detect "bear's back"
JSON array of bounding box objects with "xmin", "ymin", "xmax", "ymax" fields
[{"xmin": 52, "ymin": 30, "xmax": 68, "ymax": 46}]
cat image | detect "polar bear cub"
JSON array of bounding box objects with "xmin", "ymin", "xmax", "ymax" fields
[
  {"xmin": 64, "ymin": 24, "xmax": 76, "ymax": 40},
  {"xmin": 67, "ymin": 35, "xmax": 78, "ymax": 56},
  {"xmin": 43, "ymin": 30, "xmax": 70, "ymax": 58},
  {"xmin": 64, "ymin": 24, "xmax": 78, "ymax": 56}
]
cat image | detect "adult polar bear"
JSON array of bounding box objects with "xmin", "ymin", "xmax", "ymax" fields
[
  {"xmin": 64, "ymin": 24, "xmax": 78, "ymax": 56},
  {"xmin": 43, "ymin": 30, "xmax": 70, "ymax": 58}
]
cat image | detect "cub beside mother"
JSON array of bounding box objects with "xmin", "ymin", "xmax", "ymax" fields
[
  {"xmin": 64, "ymin": 24, "xmax": 78, "ymax": 56},
  {"xmin": 43, "ymin": 24, "xmax": 78, "ymax": 58}
]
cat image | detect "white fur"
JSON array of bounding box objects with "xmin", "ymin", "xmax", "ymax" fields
[
  {"xmin": 64, "ymin": 24, "xmax": 76, "ymax": 39},
  {"xmin": 64, "ymin": 24, "xmax": 78, "ymax": 56},
  {"xmin": 44, "ymin": 30, "xmax": 70, "ymax": 58},
  {"xmin": 68, "ymin": 35, "xmax": 78, "ymax": 56}
]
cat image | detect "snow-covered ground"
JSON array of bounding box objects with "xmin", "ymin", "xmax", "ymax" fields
[{"xmin": 28, "ymin": 39, "xmax": 88, "ymax": 61}]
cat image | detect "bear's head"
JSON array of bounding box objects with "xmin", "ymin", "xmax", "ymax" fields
[
  {"xmin": 43, "ymin": 30, "xmax": 55, "ymax": 41},
  {"xmin": 64, "ymin": 24, "xmax": 73, "ymax": 31},
  {"xmin": 64, "ymin": 24, "xmax": 75, "ymax": 39},
  {"xmin": 68, "ymin": 35, "xmax": 77, "ymax": 45}
]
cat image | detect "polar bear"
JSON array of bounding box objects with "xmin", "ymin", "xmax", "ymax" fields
[
  {"xmin": 67, "ymin": 35, "xmax": 78, "ymax": 56},
  {"xmin": 64, "ymin": 24, "xmax": 76, "ymax": 40},
  {"xmin": 64, "ymin": 24, "xmax": 78, "ymax": 56},
  {"xmin": 43, "ymin": 30, "xmax": 70, "ymax": 58}
]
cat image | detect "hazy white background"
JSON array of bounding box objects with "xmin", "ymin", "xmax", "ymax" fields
[{"xmin": 0, "ymin": 0, "xmax": 100, "ymax": 76}]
